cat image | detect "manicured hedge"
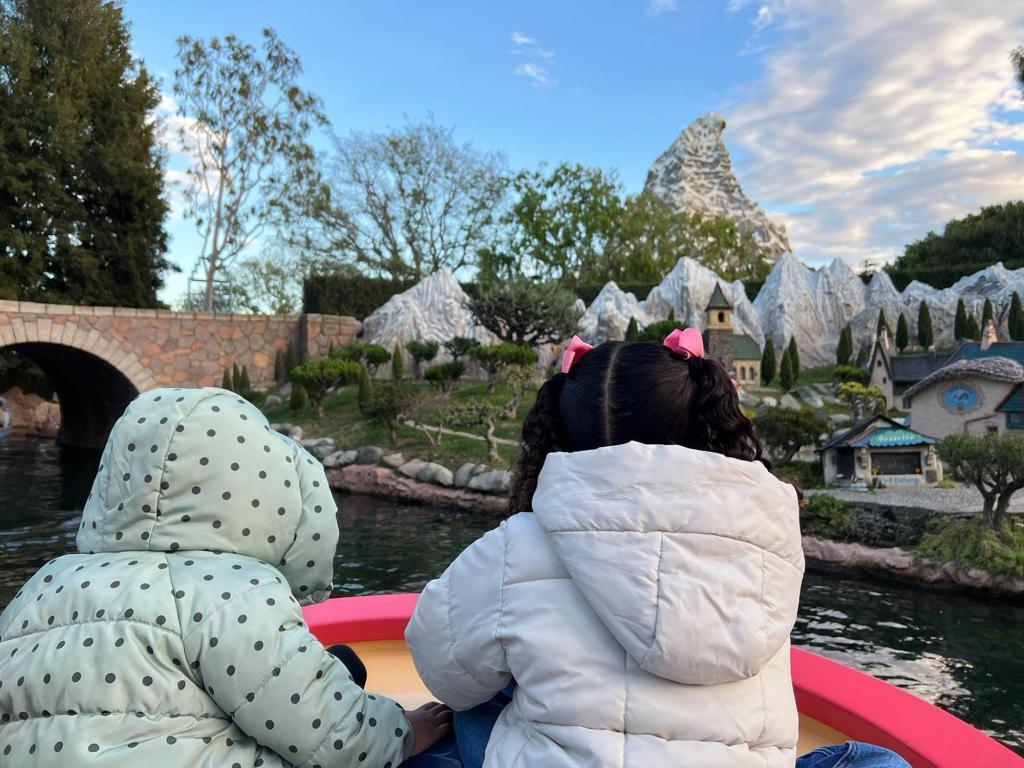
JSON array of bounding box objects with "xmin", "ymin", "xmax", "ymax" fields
[{"xmin": 303, "ymin": 274, "xmax": 416, "ymax": 319}]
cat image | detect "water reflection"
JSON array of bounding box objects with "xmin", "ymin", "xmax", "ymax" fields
[{"xmin": 0, "ymin": 438, "xmax": 1021, "ymax": 753}]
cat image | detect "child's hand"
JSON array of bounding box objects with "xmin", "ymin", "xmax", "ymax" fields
[{"xmin": 406, "ymin": 701, "xmax": 453, "ymax": 756}]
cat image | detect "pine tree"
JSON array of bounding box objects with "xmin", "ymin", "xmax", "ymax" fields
[
  {"xmin": 285, "ymin": 341, "xmax": 297, "ymax": 373},
  {"xmin": 876, "ymin": 309, "xmax": 890, "ymax": 338},
  {"xmin": 625, "ymin": 317, "xmax": 639, "ymax": 342},
  {"xmin": 231, "ymin": 362, "xmax": 242, "ymax": 392},
  {"xmin": 290, "ymin": 383, "xmax": 309, "ymax": 413},
  {"xmin": 982, "ymin": 298, "xmax": 994, "ymax": 331},
  {"xmin": 222, "ymin": 368, "xmax": 233, "ymax": 392},
  {"xmin": 760, "ymin": 337, "xmax": 776, "ymax": 386},
  {"xmin": 328, "ymin": 342, "xmax": 336, "ymax": 358},
  {"xmin": 787, "ymin": 337, "xmax": 800, "ymax": 378},
  {"xmin": 667, "ymin": 309, "xmax": 676, "ymax": 322},
  {"xmin": 954, "ymin": 299, "xmax": 967, "ymax": 340},
  {"xmin": 965, "ymin": 314, "xmax": 981, "ymax": 341},
  {"xmin": 357, "ymin": 365, "xmax": 373, "ymax": 408},
  {"xmin": 274, "ymin": 349, "xmax": 285, "ymax": 383},
  {"xmin": 0, "ymin": 0, "xmax": 171, "ymax": 306},
  {"xmin": 836, "ymin": 324, "xmax": 853, "ymax": 366},
  {"xmin": 391, "ymin": 345, "xmax": 405, "ymax": 380},
  {"xmin": 918, "ymin": 301, "xmax": 933, "ymax": 350},
  {"xmin": 239, "ymin": 365, "xmax": 251, "ymax": 393},
  {"xmin": 1011, "ymin": 293, "xmax": 1024, "ymax": 341},
  {"xmin": 896, "ymin": 313, "xmax": 909, "ymax": 352},
  {"xmin": 779, "ymin": 345, "xmax": 795, "ymax": 391}
]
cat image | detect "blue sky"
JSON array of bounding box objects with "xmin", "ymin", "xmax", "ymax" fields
[{"xmin": 121, "ymin": 1, "xmax": 1024, "ymax": 304}]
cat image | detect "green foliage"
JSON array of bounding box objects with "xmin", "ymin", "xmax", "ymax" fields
[
  {"xmin": 274, "ymin": 349, "xmax": 285, "ymax": 383},
  {"xmin": 406, "ymin": 340, "xmax": 440, "ymax": 378},
  {"xmin": 755, "ymin": 407, "xmax": 829, "ymax": 464},
  {"xmin": 779, "ymin": 344, "xmax": 795, "ymax": 391},
  {"xmin": 896, "ymin": 313, "xmax": 909, "ymax": 352},
  {"xmin": 174, "ymin": 28, "xmax": 327, "ymax": 310},
  {"xmin": 954, "ymin": 299, "xmax": 967, "ymax": 341},
  {"xmin": 636, "ymin": 319, "xmax": 686, "ymax": 343},
  {"xmin": 0, "ymin": 350, "xmax": 54, "ymax": 400},
  {"xmin": 938, "ymin": 432, "xmax": 1024, "ymax": 531},
  {"xmin": 965, "ymin": 313, "xmax": 980, "ymax": 341},
  {"xmin": 917, "ymin": 301, "xmax": 933, "ymax": 350},
  {"xmin": 239, "ymin": 366, "xmax": 251, "ymax": 393},
  {"xmin": 332, "ymin": 342, "xmax": 391, "ymax": 371},
  {"xmin": 918, "ymin": 516, "xmax": 1024, "ymax": 578},
  {"xmin": 760, "ymin": 337, "xmax": 776, "ymax": 386},
  {"xmin": 304, "ymin": 117, "xmax": 508, "ymax": 281},
  {"xmin": 443, "ymin": 337, "xmax": 481, "ymax": 363},
  {"xmin": 469, "ymin": 343, "xmax": 539, "ymax": 392},
  {"xmin": 229, "ymin": 254, "xmax": 302, "ymax": 314},
  {"xmin": 774, "ymin": 460, "xmax": 825, "ymax": 491},
  {"xmin": 982, "ymin": 298, "xmax": 994, "ymax": 331},
  {"xmin": 836, "ymin": 324, "xmax": 853, "ymax": 366},
  {"xmin": 0, "ymin": 0, "xmax": 172, "ymax": 307},
  {"xmin": 885, "ymin": 202, "xmax": 1024, "ymax": 289},
  {"xmin": 285, "ymin": 341, "xmax": 297, "ymax": 373},
  {"xmin": 232, "ymin": 363, "xmax": 242, "ymax": 392},
  {"xmin": 222, "ymin": 368, "xmax": 233, "ymax": 391},
  {"xmin": 876, "ymin": 309, "xmax": 890, "ymax": 338},
  {"xmin": 837, "ymin": 381, "xmax": 887, "ymax": 420},
  {"xmin": 625, "ymin": 317, "xmax": 640, "ymax": 342},
  {"xmin": 1011, "ymin": 292, "xmax": 1024, "ymax": 341},
  {"xmin": 787, "ymin": 337, "xmax": 801, "ymax": 374},
  {"xmin": 801, "ymin": 494, "xmax": 856, "ymax": 540},
  {"xmin": 446, "ymin": 400, "xmax": 505, "ymax": 462},
  {"xmin": 391, "ymin": 344, "xmax": 405, "ymax": 380},
  {"xmin": 289, "ymin": 383, "xmax": 309, "ymax": 413},
  {"xmin": 290, "ymin": 358, "xmax": 362, "ymax": 417},
  {"xmin": 833, "ymin": 365, "xmax": 870, "ymax": 385},
  {"xmin": 357, "ymin": 365, "xmax": 373, "ymax": 409},
  {"xmin": 424, "ymin": 361, "xmax": 466, "ymax": 393},
  {"xmin": 302, "ymin": 273, "xmax": 416, "ymax": 318},
  {"xmin": 468, "ymin": 277, "xmax": 582, "ymax": 346},
  {"xmin": 359, "ymin": 382, "xmax": 412, "ymax": 444}
]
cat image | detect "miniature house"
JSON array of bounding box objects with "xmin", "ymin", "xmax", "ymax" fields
[
  {"xmin": 704, "ymin": 283, "xmax": 762, "ymax": 385},
  {"xmin": 818, "ymin": 414, "xmax": 942, "ymax": 486}
]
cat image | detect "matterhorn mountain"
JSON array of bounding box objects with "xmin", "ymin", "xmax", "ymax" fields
[{"xmin": 644, "ymin": 113, "xmax": 792, "ymax": 262}]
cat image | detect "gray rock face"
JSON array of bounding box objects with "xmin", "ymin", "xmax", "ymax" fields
[
  {"xmin": 381, "ymin": 453, "xmax": 405, "ymax": 469},
  {"xmin": 454, "ymin": 463, "xmax": 487, "ymax": 488},
  {"xmin": 578, "ymin": 283, "xmax": 655, "ymax": 344},
  {"xmin": 467, "ymin": 469, "xmax": 513, "ymax": 495},
  {"xmin": 796, "ymin": 386, "xmax": 825, "ymax": 410},
  {"xmin": 644, "ymin": 113, "xmax": 791, "ymax": 262},
  {"xmin": 360, "ymin": 269, "xmax": 495, "ymax": 375},
  {"xmin": 322, "ymin": 450, "xmax": 358, "ymax": 469},
  {"xmin": 779, "ymin": 393, "xmax": 802, "ymax": 411},
  {"xmin": 301, "ymin": 437, "xmax": 336, "ymax": 460},
  {"xmin": 357, "ymin": 446, "xmax": 385, "ymax": 465},
  {"xmin": 415, "ymin": 462, "xmax": 454, "ymax": 488}
]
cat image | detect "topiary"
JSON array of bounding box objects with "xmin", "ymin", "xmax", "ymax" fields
[
  {"xmin": 290, "ymin": 383, "xmax": 309, "ymax": 414},
  {"xmin": 391, "ymin": 345, "xmax": 405, "ymax": 380}
]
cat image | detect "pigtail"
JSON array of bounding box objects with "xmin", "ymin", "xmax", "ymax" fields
[{"xmin": 508, "ymin": 373, "xmax": 567, "ymax": 514}]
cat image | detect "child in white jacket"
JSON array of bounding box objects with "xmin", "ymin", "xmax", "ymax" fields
[{"xmin": 405, "ymin": 333, "xmax": 910, "ymax": 768}]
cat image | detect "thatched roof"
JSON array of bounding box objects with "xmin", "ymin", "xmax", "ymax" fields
[{"xmin": 902, "ymin": 356, "xmax": 1024, "ymax": 400}]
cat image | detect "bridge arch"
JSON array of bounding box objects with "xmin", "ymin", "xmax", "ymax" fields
[{"xmin": 1, "ymin": 319, "xmax": 155, "ymax": 449}]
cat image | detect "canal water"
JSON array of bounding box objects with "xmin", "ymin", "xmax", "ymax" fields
[{"xmin": 0, "ymin": 437, "xmax": 1021, "ymax": 753}]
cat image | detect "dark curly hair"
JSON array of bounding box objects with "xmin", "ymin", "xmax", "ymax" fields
[{"xmin": 508, "ymin": 341, "xmax": 770, "ymax": 514}]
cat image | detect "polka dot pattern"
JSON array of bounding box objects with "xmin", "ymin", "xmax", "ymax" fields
[{"xmin": 0, "ymin": 389, "xmax": 415, "ymax": 767}]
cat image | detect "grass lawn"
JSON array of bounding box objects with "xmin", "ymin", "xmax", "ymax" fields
[{"xmin": 263, "ymin": 378, "xmax": 536, "ymax": 470}]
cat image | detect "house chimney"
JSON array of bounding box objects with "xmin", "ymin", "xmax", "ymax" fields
[{"xmin": 981, "ymin": 318, "xmax": 998, "ymax": 351}]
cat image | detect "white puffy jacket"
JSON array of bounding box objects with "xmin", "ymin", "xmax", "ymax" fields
[{"xmin": 406, "ymin": 441, "xmax": 804, "ymax": 767}]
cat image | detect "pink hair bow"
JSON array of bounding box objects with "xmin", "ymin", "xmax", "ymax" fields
[
  {"xmin": 662, "ymin": 327, "xmax": 704, "ymax": 359},
  {"xmin": 561, "ymin": 335, "xmax": 594, "ymax": 374}
]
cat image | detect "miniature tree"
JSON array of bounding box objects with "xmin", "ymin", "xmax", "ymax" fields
[
  {"xmin": 837, "ymin": 381, "xmax": 887, "ymax": 421},
  {"xmin": 787, "ymin": 337, "xmax": 800, "ymax": 377},
  {"xmin": 289, "ymin": 358, "xmax": 362, "ymax": 417},
  {"xmin": 778, "ymin": 346, "xmax": 795, "ymax": 392},
  {"xmin": 391, "ymin": 345, "xmax": 405, "ymax": 380},
  {"xmin": 499, "ymin": 363, "xmax": 539, "ymax": 420},
  {"xmin": 357, "ymin": 365, "xmax": 373, "ymax": 409},
  {"xmin": 360, "ymin": 382, "xmax": 412, "ymax": 444},
  {"xmin": 449, "ymin": 401, "xmax": 504, "ymax": 463},
  {"xmin": 290, "ymin": 383, "xmax": 309, "ymax": 414},
  {"xmin": 239, "ymin": 365, "xmax": 251, "ymax": 393},
  {"xmin": 755, "ymin": 407, "xmax": 829, "ymax": 465},
  {"xmin": 285, "ymin": 340, "xmax": 298, "ymax": 372},
  {"xmin": 939, "ymin": 432, "xmax": 1024, "ymax": 531},
  {"xmin": 982, "ymin": 298, "xmax": 994, "ymax": 331},
  {"xmin": 470, "ymin": 343, "xmax": 539, "ymax": 393},
  {"xmin": 406, "ymin": 340, "xmax": 440, "ymax": 379},
  {"xmin": 222, "ymin": 368, "xmax": 233, "ymax": 392},
  {"xmin": 918, "ymin": 301, "xmax": 933, "ymax": 350},
  {"xmin": 424, "ymin": 361, "xmax": 466, "ymax": 394},
  {"xmin": 443, "ymin": 337, "xmax": 481, "ymax": 363},
  {"xmin": 965, "ymin": 313, "xmax": 981, "ymax": 341},
  {"xmin": 876, "ymin": 309, "xmax": 890, "ymax": 338},
  {"xmin": 954, "ymin": 298, "xmax": 967, "ymax": 341},
  {"xmin": 332, "ymin": 342, "xmax": 391, "ymax": 374},
  {"xmin": 274, "ymin": 348, "xmax": 285, "ymax": 383},
  {"xmin": 760, "ymin": 337, "xmax": 776, "ymax": 386},
  {"xmin": 625, "ymin": 317, "xmax": 640, "ymax": 342},
  {"xmin": 836, "ymin": 324, "xmax": 853, "ymax": 366},
  {"xmin": 896, "ymin": 313, "xmax": 909, "ymax": 352}
]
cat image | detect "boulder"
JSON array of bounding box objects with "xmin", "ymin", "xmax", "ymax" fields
[
  {"xmin": 467, "ymin": 469, "xmax": 513, "ymax": 495},
  {"xmin": 279, "ymin": 382, "xmax": 293, "ymax": 398},
  {"xmin": 263, "ymin": 394, "xmax": 283, "ymax": 408},
  {"xmin": 381, "ymin": 453, "xmax": 405, "ymax": 469},
  {"xmin": 287, "ymin": 425, "xmax": 304, "ymax": 441},
  {"xmin": 454, "ymin": 463, "xmax": 487, "ymax": 488},
  {"xmin": 829, "ymin": 413, "xmax": 853, "ymax": 427},
  {"xmin": 416, "ymin": 462, "xmax": 454, "ymax": 487},
  {"xmin": 356, "ymin": 446, "xmax": 385, "ymax": 465},
  {"xmin": 760, "ymin": 396, "xmax": 778, "ymax": 409},
  {"xmin": 301, "ymin": 437, "xmax": 335, "ymax": 450},
  {"xmin": 271, "ymin": 422, "xmax": 293, "ymax": 434},
  {"xmin": 779, "ymin": 393, "xmax": 802, "ymax": 411},
  {"xmin": 738, "ymin": 389, "xmax": 760, "ymax": 409},
  {"xmin": 397, "ymin": 459, "xmax": 428, "ymax": 480},
  {"xmin": 322, "ymin": 450, "xmax": 358, "ymax": 469},
  {"xmin": 796, "ymin": 386, "xmax": 825, "ymax": 410}
]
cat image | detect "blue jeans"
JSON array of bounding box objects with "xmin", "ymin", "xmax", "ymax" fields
[{"xmin": 402, "ymin": 689, "xmax": 910, "ymax": 768}]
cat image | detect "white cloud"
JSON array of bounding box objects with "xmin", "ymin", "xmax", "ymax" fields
[
  {"xmin": 510, "ymin": 31, "xmax": 556, "ymax": 87},
  {"xmin": 724, "ymin": 0, "xmax": 1024, "ymax": 268},
  {"xmin": 647, "ymin": 0, "xmax": 679, "ymax": 15}
]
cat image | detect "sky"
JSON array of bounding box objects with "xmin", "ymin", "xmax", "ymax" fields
[{"xmin": 121, "ymin": 0, "xmax": 1024, "ymax": 304}]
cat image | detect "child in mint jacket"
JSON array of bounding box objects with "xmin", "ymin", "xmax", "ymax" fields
[{"xmin": 0, "ymin": 387, "xmax": 447, "ymax": 767}]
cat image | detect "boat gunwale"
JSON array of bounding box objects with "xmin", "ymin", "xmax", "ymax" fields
[{"xmin": 302, "ymin": 593, "xmax": 1023, "ymax": 767}]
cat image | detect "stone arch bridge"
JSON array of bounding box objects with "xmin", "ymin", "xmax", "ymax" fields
[{"xmin": 0, "ymin": 300, "xmax": 358, "ymax": 449}]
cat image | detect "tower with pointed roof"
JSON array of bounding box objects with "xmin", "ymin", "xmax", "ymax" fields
[{"xmin": 705, "ymin": 282, "xmax": 735, "ymax": 373}]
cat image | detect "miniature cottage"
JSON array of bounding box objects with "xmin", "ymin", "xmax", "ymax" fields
[{"xmin": 818, "ymin": 414, "xmax": 941, "ymax": 487}]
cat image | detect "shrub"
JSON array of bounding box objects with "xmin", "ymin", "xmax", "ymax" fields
[
  {"xmin": 939, "ymin": 432, "xmax": 1024, "ymax": 531},
  {"xmin": 917, "ymin": 516, "xmax": 1024, "ymax": 578},
  {"xmin": 636, "ymin": 319, "xmax": 686, "ymax": 343},
  {"xmin": 406, "ymin": 340, "xmax": 440, "ymax": 379},
  {"xmin": 357, "ymin": 365, "xmax": 373, "ymax": 408},
  {"xmin": 231, "ymin": 362, "xmax": 242, "ymax": 392},
  {"xmin": 779, "ymin": 345, "xmax": 795, "ymax": 391},
  {"xmin": 833, "ymin": 364, "xmax": 870, "ymax": 385},
  {"xmin": 332, "ymin": 342, "xmax": 391, "ymax": 372},
  {"xmin": 801, "ymin": 494, "xmax": 855, "ymax": 540},
  {"xmin": 274, "ymin": 349, "xmax": 285, "ymax": 383},
  {"xmin": 774, "ymin": 460, "xmax": 825, "ymax": 490},
  {"xmin": 391, "ymin": 345, "xmax": 405, "ymax": 380},
  {"xmin": 755, "ymin": 407, "xmax": 829, "ymax": 464},
  {"xmin": 469, "ymin": 278, "xmax": 582, "ymax": 346},
  {"xmin": 760, "ymin": 337, "xmax": 776, "ymax": 385},
  {"xmin": 222, "ymin": 368, "xmax": 232, "ymax": 391},
  {"xmin": 290, "ymin": 358, "xmax": 362, "ymax": 417},
  {"xmin": 360, "ymin": 382, "xmax": 412, "ymax": 444},
  {"xmin": 290, "ymin": 383, "xmax": 309, "ymax": 413},
  {"xmin": 836, "ymin": 324, "xmax": 853, "ymax": 366},
  {"xmin": 424, "ymin": 361, "xmax": 465, "ymax": 393},
  {"xmin": 625, "ymin": 317, "xmax": 640, "ymax": 341},
  {"xmin": 239, "ymin": 365, "xmax": 251, "ymax": 393},
  {"xmin": 285, "ymin": 341, "xmax": 297, "ymax": 373},
  {"xmin": 303, "ymin": 273, "xmax": 415, "ymax": 318},
  {"xmin": 470, "ymin": 343, "xmax": 539, "ymax": 392},
  {"xmin": 443, "ymin": 336, "xmax": 481, "ymax": 363}
]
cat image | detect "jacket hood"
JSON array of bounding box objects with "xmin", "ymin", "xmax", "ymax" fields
[
  {"xmin": 531, "ymin": 441, "xmax": 803, "ymax": 686},
  {"xmin": 76, "ymin": 387, "xmax": 339, "ymax": 604}
]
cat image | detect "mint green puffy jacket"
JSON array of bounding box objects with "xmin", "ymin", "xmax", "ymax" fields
[{"xmin": 0, "ymin": 388, "xmax": 414, "ymax": 767}]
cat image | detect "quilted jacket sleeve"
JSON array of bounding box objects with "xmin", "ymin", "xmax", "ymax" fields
[
  {"xmin": 405, "ymin": 524, "xmax": 511, "ymax": 711},
  {"xmin": 183, "ymin": 579, "xmax": 414, "ymax": 768}
]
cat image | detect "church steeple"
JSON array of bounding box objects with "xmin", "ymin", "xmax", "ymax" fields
[{"xmin": 704, "ymin": 282, "xmax": 734, "ymax": 371}]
